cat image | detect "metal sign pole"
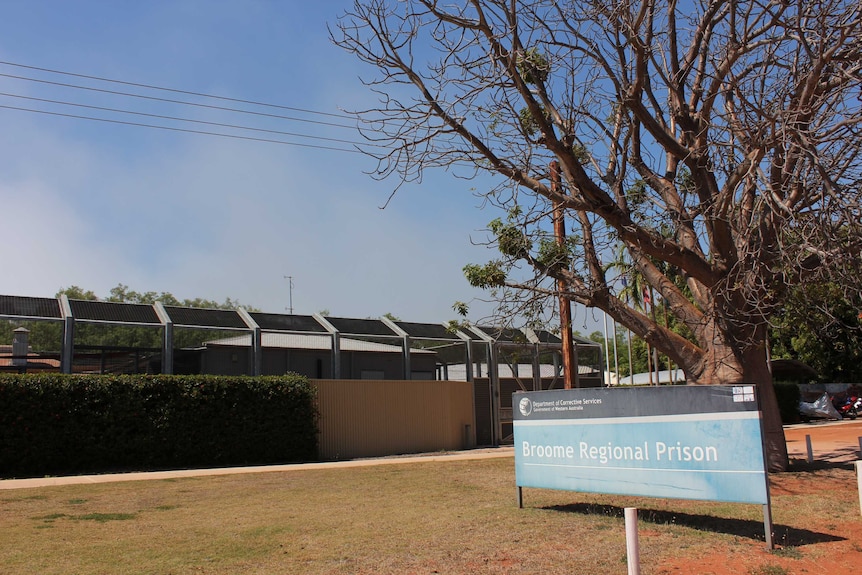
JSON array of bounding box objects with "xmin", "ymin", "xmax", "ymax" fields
[
  {"xmin": 856, "ymin": 461, "xmax": 862, "ymax": 517},
  {"xmin": 625, "ymin": 508, "xmax": 640, "ymax": 575},
  {"xmin": 757, "ymin": 393, "xmax": 775, "ymax": 550},
  {"xmin": 762, "ymin": 502, "xmax": 774, "ymax": 549}
]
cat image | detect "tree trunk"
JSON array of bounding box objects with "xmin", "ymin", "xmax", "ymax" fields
[
  {"xmin": 755, "ymin": 369, "xmax": 790, "ymax": 473},
  {"xmin": 743, "ymin": 347, "xmax": 789, "ymax": 473},
  {"xmin": 691, "ymin": 339, "xmax": 789, "ymax": 472}
]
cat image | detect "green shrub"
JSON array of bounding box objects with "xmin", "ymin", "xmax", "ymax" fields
[{"xmin": 0, "ymin": 374, "xmax": 317, "ymax": 479}]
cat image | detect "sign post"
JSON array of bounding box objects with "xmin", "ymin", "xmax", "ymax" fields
[
  {"xmin": 513, "ymin": 385, "xmax": 774, "ymax": 547},
  {"xmin": 625, "ymin": 507, "xmax": 640, "ymax": 575}
]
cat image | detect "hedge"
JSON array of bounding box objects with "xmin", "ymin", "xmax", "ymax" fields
[{"xmin": 0, "ymin": 373, "xmax": 318, "ymax": 479}]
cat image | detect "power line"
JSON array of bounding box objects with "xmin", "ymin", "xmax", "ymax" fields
[
  {"xmin": 0, "ymin": 72, "xmax": 359, "ymax": 130},
  {"xmin": 0, "ymin": 91, "xmax": 384, "ymax": 149},
  {"xmin": 0, "ymin": 60, "xmax": 484, "ymax": 156},
  {"xmin": 0, "ymin": 60, "xmax": 355, "ymax": 121},
  {"xmin": 0, "ymin": 104, "xmax": 363, "ymax": 153}
]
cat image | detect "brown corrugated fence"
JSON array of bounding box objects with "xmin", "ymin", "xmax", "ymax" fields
[{"xmin": 312, "ymin": 379, "xmax": 475, "ymax": 461}]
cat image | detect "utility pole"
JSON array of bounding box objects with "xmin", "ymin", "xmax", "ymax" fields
[
  {"xmin": 284, "ymin": 275, "xmax": 294, "ymax": 314},
  {"xmin": 551, "ymin": 161, "xmax": 578, "ymax": 389}
]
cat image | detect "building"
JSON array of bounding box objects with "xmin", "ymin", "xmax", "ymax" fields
[
  {"xmin": 1, "ymin": 293, "xmax": 605, "ymax": 447},
  {"xmin": 201, "ymin": 332, "xmax": 438, "ymax": 380}
]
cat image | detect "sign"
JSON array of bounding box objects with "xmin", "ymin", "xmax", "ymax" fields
[{"xmin": 513, "ymin": 386, "xmax": 769, "ymax": 505}]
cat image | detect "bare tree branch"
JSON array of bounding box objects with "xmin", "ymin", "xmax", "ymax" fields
[{"xmin": 334, "ymin": 0, "xmax": 862, "ymax": 470}]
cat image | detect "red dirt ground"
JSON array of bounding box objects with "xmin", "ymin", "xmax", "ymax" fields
[{"xmin": 657, "ymin": 420, "xmax": 862, "ymax": 574}]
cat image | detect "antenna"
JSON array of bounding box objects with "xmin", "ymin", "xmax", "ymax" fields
[{"xmin": 284, "ymin": 275, "xmax": 294, "ymax": 314}]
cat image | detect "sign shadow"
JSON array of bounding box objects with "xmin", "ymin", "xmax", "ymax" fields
[{"xmin": 544, "ymin": 502, "xmax": 846, "ymax": 546}]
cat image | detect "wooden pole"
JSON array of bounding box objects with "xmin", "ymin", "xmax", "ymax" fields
[
  {"xmin": 551, "ymin": 161, "xmax": 577, "ymax": 389},
  {"xmin": 550, "ymin": 161, "xmax": 580, "ymax": 389},
  {"xmin": 650, "ymin": 286, "xmax": 660, "ymax": 384}
]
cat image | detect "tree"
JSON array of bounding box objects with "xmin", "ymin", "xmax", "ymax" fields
[
  {"xmin": 57, "ymin": 285, "xmax": 98, "ymax": 301},
  {"xmin": 770, "ymin": 282, "xmax": 862, "ymax": 382},
  {"xmin": 333, "ymin": 0, "xmax": 862, "ymax": 470},
  {"xmin": 102, "ymin": 283, "xmax": 253, "ymax": 311}
]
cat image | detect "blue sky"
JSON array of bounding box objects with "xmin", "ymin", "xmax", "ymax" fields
[{"xmin": 0, "ymin": 1, "xmax": 605, "ymax": 332}]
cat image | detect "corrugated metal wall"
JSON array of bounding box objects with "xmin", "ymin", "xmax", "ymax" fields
[{"xmin": 313, "ymin": 379, "xmax": 475, "ymax": 461}]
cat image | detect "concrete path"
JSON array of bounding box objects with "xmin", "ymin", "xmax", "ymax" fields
[{"xmin": 0, "ymin": 447, "xmax": 515, "ymax": 491}]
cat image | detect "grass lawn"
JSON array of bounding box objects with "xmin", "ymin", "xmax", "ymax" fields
[{"xmin": 1, "ymin": 457, "xmax": 860, "ymax": 574}]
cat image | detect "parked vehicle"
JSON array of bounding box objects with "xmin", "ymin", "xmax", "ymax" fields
[{"xmin": 831, "ymin": 394, "xmax": 862, "ymax": 420}]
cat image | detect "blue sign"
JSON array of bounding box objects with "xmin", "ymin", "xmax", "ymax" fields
[{"xmin": 513, "ymin": 386, "xmax": 769, "ymax": 505}]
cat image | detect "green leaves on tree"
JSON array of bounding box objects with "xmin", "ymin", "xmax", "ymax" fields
[
  {"xmin": 770, "ymin": 281, "xmax": 862, "ymax": 382},
  {"xmin": 489, "ymin": 217, "xmax": 532, "ymax": 258},
  {"xmin": 535, "ymin": 238, "xmax": 572, "ymax": 270},
  {"xmin": 463, "ymin": 262, "xmax": 507, "ymax": 289},
  {"xmin": 625, "ymin": 180, "xmax": 647, "ymax": 210},
  {"xmin": 517, "ymin": 48, "xmax": 550, "ymax": 85},
  {"xmin": 571, "ymin": 143, "xmax": 589, "ymax": 165},
  {"xmin": 518, "ymin": 106, "xmax": 548, "ymax": 137},
  {"xmin": 452, "ymin": 301, "xmax": 470, "ymax": 317}
]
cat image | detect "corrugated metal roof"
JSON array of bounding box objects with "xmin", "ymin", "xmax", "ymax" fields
[
  {"xmin": 206, "ymin": 332, "xmax": 434, "ymax": 354},
  {"xmin": 0, "ymin": 346, "xmax": 61, "ymax": 369},
  {"xmin": 250, "ymin": 312, "xmax": 327, "ymax": 333},
  {"xmin": 616, "ymin": 369, "xmax": 687, "ymax": 385},
  {"xmin": 468, "ymin": 325, "xmax": 600, "ymax": 347},
  {"xmin": 533, "ymin": 330, "xmax": 562, "ymax": 343},
  {"xmin": 68, "ymin": 299, "xmax": 161, "ymax": 324},
  {"xmin": 395, "ymin": 321, "xmax": 460, "ymax": 340},
  {"xmin": 472, "ymin": 325, "xmax": 529, "ymax": 342},
  {"xmin": 164, "ymin": 306, "xmax": 248, "ymax": 329},
  {"xmin": 324, "ymin": 317, "xmax": 398, "ymax": 336},
  {"xmin": 445, "ymin": 363, "xmax": 600, "ymax": 379},
  {"xmin": 0, "ymin": 295, "xmax": 62, "ymax": 319},
  {"xmin": 0, "ymin": 293, "xmax": 603, "ymax": 348}
]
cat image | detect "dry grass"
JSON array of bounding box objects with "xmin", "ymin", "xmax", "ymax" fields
[{"xmin": 0, "ymin": 458, "xmax": 858, "ymax": 574}]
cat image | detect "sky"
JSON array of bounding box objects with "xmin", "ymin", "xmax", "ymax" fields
[{"xmin": 0, "ymin": 1, "xmax": 605, "ymax": 333}]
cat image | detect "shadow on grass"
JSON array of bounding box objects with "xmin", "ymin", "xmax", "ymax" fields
[
  {"xmin": 787, "ymin": 455, "xmax": 858, "ymax": 471},
  {"xmin": 544, "ymin": 502, "xmax": 845, "ymax": 546}
]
